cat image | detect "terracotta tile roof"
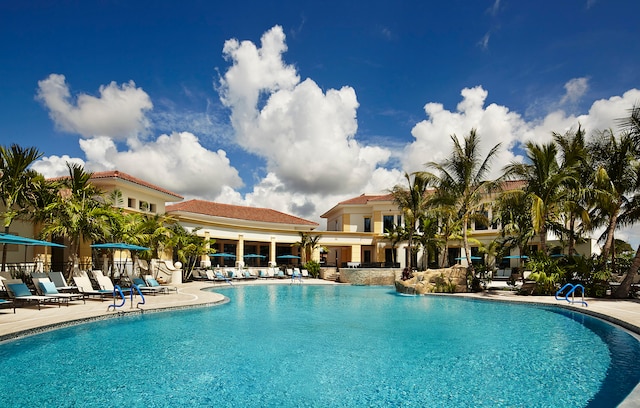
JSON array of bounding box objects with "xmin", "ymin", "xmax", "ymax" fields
[
  {"xmin": 337, "ymin": 194, "xmax": 394, "ymax": 205},
  {"xmin": 166, "ymin": 199, "xmax": 319, "ymax": 227},
  {"xmin": 90, "ymin": 170, "xmax": 183, "ymax": 199},
  {"xmin": 48, "ymin": 170, "xmax": 184, "ymax": 199}
]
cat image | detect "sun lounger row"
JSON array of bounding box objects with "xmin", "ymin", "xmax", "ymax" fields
[{"xmin": 0, "ymin": 270, "xmax": 175, "ymax": 311}]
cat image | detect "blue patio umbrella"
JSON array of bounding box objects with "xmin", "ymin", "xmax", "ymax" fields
[
  {"xmin": 91, "ymin": 243, "xmax": 150, "ymax": 276},
  {"xmin": 277, "ymin": 255, "xmax": 300, "ymax": 259},
  {"xmin": 455, "ymin": 256, "xmax": 482, "ymax": 261},
  {"xmin": 209, "ymin": 253, "xmax": 236, "ymax": 258},
  {"xmin": 91, "ymin": 243, "xmax": 149, "ymax": 251},
  {"xmin": 243, "ymin": 254, "xmax": 266, "ymax": 258},
  {"xmin": 503, "ymin": 255, "xmax": 529, "ymax": 259},
  {"xmin": 0, "ymin": 233, "xmax": 65, "ymax": 247}
]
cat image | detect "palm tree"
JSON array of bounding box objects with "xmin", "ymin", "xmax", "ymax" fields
[
  {"xmin": 0, "ymin": 144, "xmax": 44, "ymax": 271},
  {"xmin": 503, "ymin": 141, "xmax": 573, "ymax": 253},
  {"xmin": 389, "ymin": 172, "xmax": 429, "ymax": 270},
  {"xmin": 553, "ymin": 126, "xmax": 592, "ymax": 255},
  {"xmin": 609, "ymin": 105, "xmax": 640, "ymax": 298},
  {"xmin": 493, "ymin": 187, "xmax": 536, "ymax": 272},
  {"xmin": 589, "ymin": 130, "xmax": 640, "ymax": 265},
  {"xmin": 167, "ymin": 224, "xmax": 208, "ymax": 280},
  {"xmin": 40, "ymin": 163, "xmax": 111, "ymax": 277},
  {"xmin": 418, "ymin": 129, "xmax": 501, "ymax": 274},
  {"xmin": 414, "ymin": 216, "xmax": 441, "ymax": 269},
  {"xmin": 293, "ymin": 232, "xmax": 322, "ymax": 264},
  {"xmin": 382, "ymin": 224, "xmax": 405, "ymax": 266}
]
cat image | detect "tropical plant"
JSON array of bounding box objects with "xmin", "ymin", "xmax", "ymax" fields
[
  {"xmin": 553, "ymin": 126, "xmax": 592, "ymax": 255},
  {"xmin": 610, "ymin": 104, "xmax": 640, "ymax": 298},
  {"xmin": 167, "ymin": 224, "xmax": 209, "ymax": 280},
  {"xmin": 389, "ymin": 172, "xmax": 429, "ymax": 270},
  {"xmin": 525, "ymin": 252, "xmax": 565, "ymax": 295},
  {"xmin": 383, "ymin": 224, "xmax": 405, "ymax": 266},
  {"xmin": 418, "ymin": 129, "xmax": 501, "ymax": 275},
  {"xmin": 304, "ymin": 260, "xmax": 321, "ymax": 278},
  {"xmin": 415, "ymin": 216, "xmax": 441, "ymax": 269},
  {"xmin": 589, "ymin": 130, "xmax": 640, "ymax": 267},
  {"xmin": 0, "ymin": 144, "xmax": 44, "ymax": 271},
  {"xmin": 293, "ymin": 232, "xmax": 323, "ymax": 264},
  {"xmin": 40, "ymin": 163, "xmax": 112, "ymax": 277},
  {"xmin": 503, "ymin": 140, "xmax": 574, "ymax": 253}
]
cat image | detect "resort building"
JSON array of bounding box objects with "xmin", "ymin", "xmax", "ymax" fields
[
  {"xmin": 2, "ymin": 171, "xmax": 598, "ymax": 274},
  {"xmin": 165, "ymin": 199, "xmax": 318, "ymax": 268},
  {"xmin": 318, "ymin": 181, "xmax": 599, "ymax": 270}
]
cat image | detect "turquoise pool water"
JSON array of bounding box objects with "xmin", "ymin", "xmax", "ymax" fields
[{"xmin": 0, "ymin": 285, "xmax": 638, "ymax": 407}]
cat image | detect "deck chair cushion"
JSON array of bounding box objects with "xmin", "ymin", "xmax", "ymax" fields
[
  {"xmin": 39, "ymin": 281, "xmax": 60, "ymax": 295},
  {"xmin": 8, "ymin": 283, "xmax": 32, "ymax": 297}
]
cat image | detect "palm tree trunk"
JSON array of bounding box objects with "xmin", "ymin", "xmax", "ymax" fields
[
  {"xmin": 1, "ymin": 225, "xmax": 9, "ymax": 272},
  {"xmin": 612, "ymin": 244, "xmax": 640, "ymax": 299},
  {"xmin": 602, "ymin": 213, "xmax": 618, "ymax": 259},
  {"xmin": 568, "ymin": 215, "xmax": 576, "ymax": 256}
]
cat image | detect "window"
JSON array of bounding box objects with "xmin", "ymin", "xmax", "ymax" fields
[
  {"xmin": 363, "ymin": 250, "xmax": 371, "ymax": 263},
  {"xmin": 139, "ymin": 201, "xmax": 149, "ymax": 212},
  {"xmin": 364, "ymin": 217, "xmax": 371, "ymax": 232},
  {"xmin": 383, "ymin": 215, "xmax": 394, "ymax": 232},
  {"xmin": 149, "ymin": 203, "xmax": 157, "ymax": 213},
  {"xmin": 127, "ymin": 198, "xmax": 136, "ymax": 208},
  {"xmin": 396, "ymin": 215, "xmax": 403, "ymax": 226}
]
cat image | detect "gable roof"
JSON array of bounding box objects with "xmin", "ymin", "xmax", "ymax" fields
[
  {"xmin": 49, "ymin": 170, "xmax": 184, "ymax": 200},
  {"xmin": 90, "ymin": 171, "xmax": 183, "ymax": 199},
  {"xmin": 166, "ymin": 199, "xmax": 319, "ymax": 227},
  {"xmin": 337, "ymin": 194, "xmax": 394, "ymax": 206}
]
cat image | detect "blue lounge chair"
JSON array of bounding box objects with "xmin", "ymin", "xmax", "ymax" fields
[
  {"xmin": 7, "ymin": 282, "xmax": 59, "ymax": 310},
  {"xmin": 133, "ymin": 278, "xmax": 167, "ymax": 295},
  {"xmin": 144, "ymin": 275, "xmax": 177, "ymax": 292},
  {"xmin": 35, "ymin": 279, "xmax": 86, "ymax": 304},
  {"xmin": 0, "ymin": 298, "xmax": 15, "ymax": 313}
]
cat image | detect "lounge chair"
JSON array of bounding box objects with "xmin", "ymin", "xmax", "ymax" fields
[
  {"xmin": 49, "ymin": 271, "xmax": 76, "ymax": 291},
  {"xmin": 35, "ymin": 279, "xmax": 86, "ymax": 304},
  {"xmin": 96, "ymin": 274, "xmax": 131, "ymax": 295},
  {"xmin": 301, "ymin": 269, "xmax": 309, "ymax": 278},
  {"xmin": 73, "ymin": 275, "xmax": 112, "ymax": 300},
  {"xmin": 6, "ymin": 281, "xmax": 60, "ymax": 310},
  {"xmin": 0, "ymin": 298, "xmax": 14, "ymax": 313},
  {"xmin": 206, "ymin": 270, "xmax": 232, "ymax": 284},
  {"xmin": 132, "ymin": 278, "xmax": 167, "ymax": 295},
  {"xmin": 144, "ymin": 275, "xmax": 177, "ymax": 292},
  {"xmin": 275, "ymin": 269, "xmax": 285, "ymax": 278}
]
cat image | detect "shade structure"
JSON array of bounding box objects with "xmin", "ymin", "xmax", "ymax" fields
[
  {"xmin": 91, "ymin": 243, "xmax": 149, "ymax": 251},
  {"xmin": 0, "ymin": 233, "xmax": 65, "ymax": 247}
]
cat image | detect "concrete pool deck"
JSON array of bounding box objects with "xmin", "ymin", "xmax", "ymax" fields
[{"xmin": 2, "ymin": 279, "xmax": 640, "ymax": 406}]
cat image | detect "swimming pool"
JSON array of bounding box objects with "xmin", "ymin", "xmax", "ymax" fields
[{"xmin": 0, "ymin": 285, "xmax": 638, "ymax": 407}]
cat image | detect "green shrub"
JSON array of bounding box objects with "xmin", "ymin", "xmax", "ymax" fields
[{"xmin": 304, "ymin": 260, "xmax": 320, "ymax": 278}]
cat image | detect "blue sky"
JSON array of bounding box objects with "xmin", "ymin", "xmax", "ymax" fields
[{"xmin": 1, "ymin": 1, "xmax": 640, "ymax": 244}]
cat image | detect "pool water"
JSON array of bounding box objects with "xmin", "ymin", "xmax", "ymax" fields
[{"xmin": 1, "ymin": 285, "xmax": 639, "ymax": 407}]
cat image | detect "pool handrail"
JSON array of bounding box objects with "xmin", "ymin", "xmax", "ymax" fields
[
  {"xmin": 107, "ymin": 285, "xmax": 127, "ymax": 311},
  {"xmin": 130, "ymin": 283, "xmax": 146, "ymax": 309},
  {"xmin": 555, "ymin": 283, "xmax": 588, "ymax": 307}
]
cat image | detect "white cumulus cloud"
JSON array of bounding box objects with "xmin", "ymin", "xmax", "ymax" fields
[
  {"xmin": 218, "ymin": 25, "xmax": 393, "ymax": 195},
  {"xmin": 36, "ymin": 74, "xmax": 153, "ymax": 140}
]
